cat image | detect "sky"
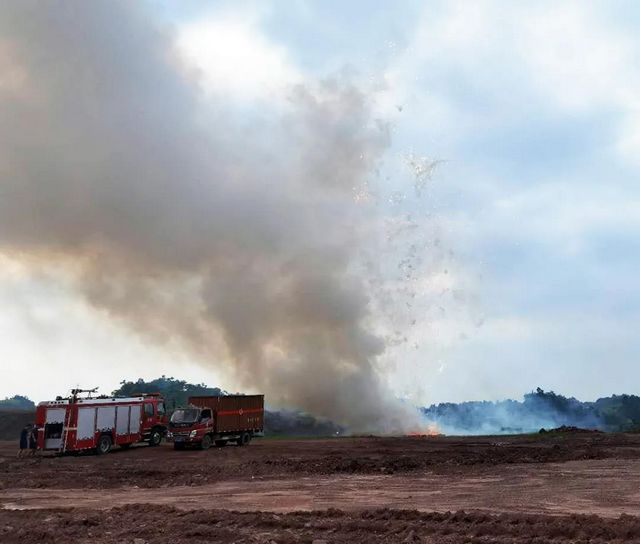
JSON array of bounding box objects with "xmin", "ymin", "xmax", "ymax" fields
[{"xmin": 1, "ymin": 0, "xmax": 639, "ymax": 407}]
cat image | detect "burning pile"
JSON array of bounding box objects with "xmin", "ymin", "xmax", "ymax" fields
[{"xmin": 406, "ymin": 423, "xmax": 442, "ymax": 438}]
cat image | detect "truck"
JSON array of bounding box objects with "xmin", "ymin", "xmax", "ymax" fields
[
  {"xmin": 35, "ymin": 388, "xmax": 168, "ymax": 454},
  {"xmin": 167, "ymin": 394, "xmax": 264, "ymax": 449}
]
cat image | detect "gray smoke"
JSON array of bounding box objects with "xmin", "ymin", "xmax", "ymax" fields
[{"xmin": 0, "ymin": 2, "xmax": 423, "ymax": 432}]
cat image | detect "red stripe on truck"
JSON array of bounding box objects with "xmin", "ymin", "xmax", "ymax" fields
[{"xmin": 216, "ymin": 408, "xmax": 264, "ymax": 416}]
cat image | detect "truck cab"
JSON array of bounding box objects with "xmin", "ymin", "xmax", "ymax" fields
[
  {"xmin": 140, "ymin": 396, "xmax": 168, "ymax": 447},
  {"xmin": 168, "ymin": 406, "xmax": 216, "ymax": 449}
]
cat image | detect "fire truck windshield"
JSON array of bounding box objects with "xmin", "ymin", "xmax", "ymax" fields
[{"xmin": 170, "ymin": 408, "xmax": 199, "ymax": 424}]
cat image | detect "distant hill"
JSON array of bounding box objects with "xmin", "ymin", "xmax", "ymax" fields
[
  {"xmin": 0, "ymin": 395, "xmax": 35, "ymax": 411},
  {"xmin": 0, "ymin": 410, "xmax": 34, "ymax": 440},
  {"xmin": 0, "ymin": 397, "xmax": 37, "ymax": 440}
]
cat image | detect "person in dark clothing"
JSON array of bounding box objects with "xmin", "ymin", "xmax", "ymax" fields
[
  {"xmin": 28, "ymin": 425, "xmax": 38, "ymax": 456},
  {"xmin": 18, "ymin": 424, "xmax": 32, "ymax": 458}
]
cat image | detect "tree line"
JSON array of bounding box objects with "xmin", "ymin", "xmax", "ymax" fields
[
  {"xmin": 5, "ymin": 382, "xmax": 640, "ymax": 434},
  {"xmin": 423, "ymin": 388, "xmax": 640, "ymax": 433}
]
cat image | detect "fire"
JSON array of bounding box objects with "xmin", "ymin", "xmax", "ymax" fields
[{"xmin": 407, "ymin": 423, "xmax": 441, "ymax": 437}]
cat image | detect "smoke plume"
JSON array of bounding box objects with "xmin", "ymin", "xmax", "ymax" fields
[{"xmin": 0, "ymin": 2, "xmax": 422, "ymax": 431}]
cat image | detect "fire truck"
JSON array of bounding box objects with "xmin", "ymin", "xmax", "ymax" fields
[
  {"xmin": 167, "ymin": 394, "xmax": 264, "ymax": 449},
  {"xmin": 35, "ymin": 388, "xmax": 168, "ymax": 454}
]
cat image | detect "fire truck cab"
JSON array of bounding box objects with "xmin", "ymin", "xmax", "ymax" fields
[{"xmin": 35, "ymin": 389, "xmax": 167, "ymax": 454}]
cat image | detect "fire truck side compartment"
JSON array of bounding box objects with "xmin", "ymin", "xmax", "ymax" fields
[
  {"xmin": 129, "ymin": 404, "xmax": 141, "ymax": 434},
  {"xmin": 116, "ymin": 405, "xmax": 130, "ymax": 435},
  {"xmin": 44, "ymin": 408, "xmax": 66, "ymax": 449},
  {"xmin": 77, "ymin": 407, "xmax": 95, "ymax": 440},
  {"xmin": 97, "ymin": 406, "xmax": 116, "ymax": 432}
]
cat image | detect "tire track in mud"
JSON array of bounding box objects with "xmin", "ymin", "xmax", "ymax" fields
[
  {"xmin": 4, "ymin": 460, "xmax": 640, "ymax": 518},
  {"xmin": 4, "ymin": 506, "xmax": 640, "ymax": 544}
]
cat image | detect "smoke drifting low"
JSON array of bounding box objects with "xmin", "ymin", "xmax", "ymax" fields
[
  {"xmin": 0, "ymin": 2, "xmax": 422, "ymax": 431},
  {"xmin": 423, "ymin": 389, "xmax": 612, "ymax": 435}
]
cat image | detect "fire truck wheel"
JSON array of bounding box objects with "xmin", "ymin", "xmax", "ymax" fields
[
  {"xmin": 96, "ymin": 434, "xmax": 112, "ymax": 455},
  {"xmin": 237, "ymin": 432, "xmax": 251, "ymax": 446},
  {"xmin": 200, "ymin": 435, "xmax": 212, "ymax": 450},
  {"xmin": 148, "ymin": 429, "xmax": 162, "ymax": 447}
]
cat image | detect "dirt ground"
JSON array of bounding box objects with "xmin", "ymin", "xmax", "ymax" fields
[
  {"xmin": 4, "ymin": 506, "xmax": 640, "ymax": 544},
  {"xmin": 3, "ymin": 433, "xmax": 640, "ymax": 542},
  {"xmin": 1, "ymin": 432, "xmax": 634, "ymax": 490}
]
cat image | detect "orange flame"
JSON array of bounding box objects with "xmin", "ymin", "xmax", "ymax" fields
[{"xmin": 407, "ymin": 423, "xmax": 441, "ymax": 437}]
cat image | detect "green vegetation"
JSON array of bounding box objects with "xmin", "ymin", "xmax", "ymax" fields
[
  {"xmin": 112, "ymin": 376, "xmax": 224, "ymax": 411},
  {"xmin": 0, "ymin": 395, "xmax": 35, "ymax": 410},
  {"xmin": 595, "ymin": 395, "xmax": 640, "ymax": 432}
]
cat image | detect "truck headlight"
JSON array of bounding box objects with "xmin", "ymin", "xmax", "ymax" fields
[{"xmin": 190, "ymin": 430, "xmax": 197, "ymax": 438}]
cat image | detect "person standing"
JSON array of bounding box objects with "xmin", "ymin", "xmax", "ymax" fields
[
  {"xmin": 17, "ymin": 424, "xmax": 31, "ymax": 457},
  {"xmin": 28, "ymin": 425, "xmax": 38, "ymax": 456}
]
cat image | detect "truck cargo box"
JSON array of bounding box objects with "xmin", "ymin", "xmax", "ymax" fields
[{"xmin": 188, "ymin": 395, "xmax": 264, "ymax": 434}]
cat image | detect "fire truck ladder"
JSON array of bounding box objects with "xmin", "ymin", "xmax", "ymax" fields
[
  {"xmin": 61, "ymin": 405, "xmax": 73, "ymax": 454},
  {"xmin": 61, "ymin": 387, "xmax": 98, "ymax": 454}
]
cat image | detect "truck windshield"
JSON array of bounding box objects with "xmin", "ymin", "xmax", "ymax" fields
[{"xmin": 170, "ymin": 409, "xmax": 199, "ymax": 424}]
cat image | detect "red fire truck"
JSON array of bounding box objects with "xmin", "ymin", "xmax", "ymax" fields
[
  {"xmin": 167, "ymin": 394, "xmax": 264, "ymax": 449},
  {"xmin": 35, "ymin": 388, "xmax": 168, "ymax": 454}
]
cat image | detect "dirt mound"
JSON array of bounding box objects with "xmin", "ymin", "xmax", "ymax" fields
[
  {"xmin": 2, "ymin": 505, "xmax": 640, "ymax": 543},
  {"xmin": 539, "ymin": 425, "xmax": 603, "ymax": 435}
]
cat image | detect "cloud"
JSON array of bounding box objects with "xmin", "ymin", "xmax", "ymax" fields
[
  {"xmin": 389, "ymin": 1, "xmax": 640, "ymax": 159},
  {"xmin": 367, "ymin": 0, "xmax": 640, "ymax": 402},
  {"xmin": 177, "ymin": 10, "xmax": 301, "ymax": 101}
]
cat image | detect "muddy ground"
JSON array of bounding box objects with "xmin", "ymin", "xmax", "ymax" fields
[
  {"xmin": 4, "ymin": 506, "xmax": 640, "ymax": 544},
  {"xmin": 3, "ymin": 433, "xmax": 640, "ymax": 542},
  {"xmin": 1, "ymin": 432, "xmax": 636, "ymax": 490}
]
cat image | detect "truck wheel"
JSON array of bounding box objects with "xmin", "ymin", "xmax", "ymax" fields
[
  {"xmin": 97, "ymin": 434, "xmax": 112, "ymax": 455},
  {"xmin": 237, "ymin": 432, "xmax": 250, "ymax": 447},
  {"xmin": 148, "ymin": 429, "xmax": 162, "ymax": 447},
  {"xmin": 200, "ymin": 435, "xmax": 212, "ymax": 450}
]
